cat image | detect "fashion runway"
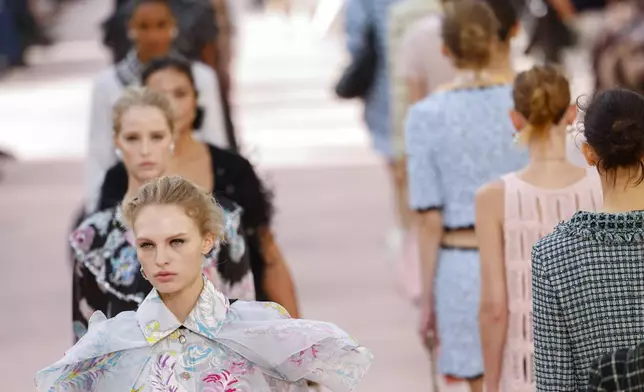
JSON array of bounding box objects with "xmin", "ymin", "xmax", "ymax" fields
[{"xmin": 0, "ymin": 1, "xmax": 464, "ymax": 390}]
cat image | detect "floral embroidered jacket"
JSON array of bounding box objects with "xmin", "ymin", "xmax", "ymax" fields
[
  {"xmin": 36, "ymin": 278, "xmax": 373, "ymax": 392},
  {"xmin": 71, "ymin": 198, "xmax": 255, "ymax": 341}
]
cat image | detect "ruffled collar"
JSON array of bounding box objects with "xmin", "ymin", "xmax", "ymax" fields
[
  {"xmin": 555, "ymin": 210, "xmax": 644, "ymax": 244},
  {"xmin": 136, "ymin": 277, "xmax": 230, "ymax": 345}
]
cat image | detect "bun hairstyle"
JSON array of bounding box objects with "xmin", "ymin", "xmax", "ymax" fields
[
  {"xmin": 581, "ymin": 88, "xmax": 644, "ymax": 183},
  {"xmin": 112, "ymin": 87, "xmax": 175, "ymax": 136},
  {"xmin": 122, "ymin": 175, "xmax": 225, "ymax": 240},
  {"xmin": 512, "ymin": 65, "xmax": 571, "ymax": 143},
  {"xmin": 441, "ymin": 0, "xmax": 500, "ymax": 69}
]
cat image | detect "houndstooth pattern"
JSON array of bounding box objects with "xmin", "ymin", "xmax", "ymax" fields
[
  {"xmin": 587, "ymin": 343, "xmax": 644, "ymax": 391},
  {"xmin": 532, "ymin": 210, "xmax": 644, "ymax": 391}
]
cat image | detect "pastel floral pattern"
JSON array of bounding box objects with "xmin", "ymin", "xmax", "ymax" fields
[
  {"xmin": 202, "ymin": 370, "xmax": 239, "ymax": 392},
  {"xmin": 50, "ymin": 352, "xmax": 122, "ymax": 391},
  {"xmin": 110, "ymin": 246, "xmax": 139, "ymax": 286},
  {"xmin": 149, "ymin": 354, "xmax": 183, "ymax": 392},
  {"xmin": 37, "ymin": 278, "xmax": 373, "ymax": 392},
  {"xmin": 71, "ymin": 226, "xmax": 96, "ymax": 253}
]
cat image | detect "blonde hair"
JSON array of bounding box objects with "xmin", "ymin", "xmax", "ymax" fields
[
  {"xmin": 122, "ymin": 176, "xmax": 225, "ymax": 240},
  {"xmin": 112, "ymin": 87, "xmax": 175, "ymax": 136},
  {"xmin": 441, "ymin": 0, "xmax": 499, "ymax": 69},
  {"xmin": 513, "ymin": 65, "xmax": 571, "ymax": 143}
]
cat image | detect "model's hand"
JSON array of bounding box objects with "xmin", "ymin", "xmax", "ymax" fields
[{"xmin": 418, "ymin": 296, "xmax": 438, "ymax": 349}]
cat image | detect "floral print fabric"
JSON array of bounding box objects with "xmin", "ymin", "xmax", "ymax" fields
[{"xmin": 37, "ymin": 278, "xmax": 373, "ymax": 392}]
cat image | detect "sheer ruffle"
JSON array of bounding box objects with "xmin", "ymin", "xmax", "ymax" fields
[{"xmin": 36, "ymin": 285, "xmax": 372, "ymax": 392}]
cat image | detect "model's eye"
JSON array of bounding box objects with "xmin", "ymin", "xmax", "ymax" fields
[
  {"xmin": 170, "ymin": 239, "xmax": 185, "ymax": 246},
  {"xmin": 139, "ymin": 242, "xmax": 154, "ymax": 249}
]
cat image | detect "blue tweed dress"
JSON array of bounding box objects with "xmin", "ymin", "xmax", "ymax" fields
[{"xmin": 406, "ymin": 84, "xmax": 529, "ymax": 377}]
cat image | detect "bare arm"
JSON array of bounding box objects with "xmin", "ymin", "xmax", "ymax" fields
[
  {"xmin": 476, "ymin": 181, "xmax": 507, "ymax": 392},
  {"xmin": 259, "ymin": 227, "xmax": 300, "ymax": 318},
  {"xmin": 417, "ymin": 210, "xmax": 443, "ymax": 304}
]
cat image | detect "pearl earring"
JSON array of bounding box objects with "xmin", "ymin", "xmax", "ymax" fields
[
  {"xmin": 512, "ymin": 132, "xmax": 520, "ymax": 145},
  {"xmin": 170, "ymin": 142, "xmax": 175, "ymax": 154},
  {"xmin": 115, "ymin": 148, "xmax": 123, "ymax": 159}
]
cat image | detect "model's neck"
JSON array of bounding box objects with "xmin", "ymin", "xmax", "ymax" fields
[
  {"xmin": 136, "ymin": 49, "xmax": 159, "ymax": 65},
  {"xmin": 489, "ymin": 45, "xmax": 514, "ymax": 79},
  {"xmin": 601, "ymin": 170, "xmax": 644, "ymax": 213},
  {"xmin": 174, "ymin": 129, "xmax": 198, "ymax": 157},
  {"xmin": 527, "ymin": 125, "xmax": 568, "ymax": 164},
  {"xmin": 124, "ymin": 175, "xmax": 144, "ymax": 204},
  {"xmin": 159, "ymin": 276, "xmax": 204, "ymax": 324}
]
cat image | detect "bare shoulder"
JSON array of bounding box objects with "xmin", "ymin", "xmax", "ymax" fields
[
  {"xmin": 476, "ymin": 179, "xmax": 505, "ymax": 205},
  {"xmin": 476, "ymin": 180, "xmax": 505, "ymax": 224}
]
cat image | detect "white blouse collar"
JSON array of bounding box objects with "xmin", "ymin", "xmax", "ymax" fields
[{"xmin": 135, "ymin": 276, "xmax": 231, "ymax": 345}]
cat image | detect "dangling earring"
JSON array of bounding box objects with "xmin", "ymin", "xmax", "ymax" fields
[
  {"xmin": 140, "ymin": 267, "xmax": 148, "ymax": 280},
  {"xmin": 170, "ymin": 142, "xmax": 175, "ymax": 155},
  {"xmin": 115, "ymin": 148, "xmax": 123, "ymax": 160},
  {"xmin": 512, "ymin": 132, "xmax": 520, "ymax": 145}
]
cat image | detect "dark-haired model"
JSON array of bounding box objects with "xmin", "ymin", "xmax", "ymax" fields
[{"xmin": 532, "ymin": 88, "xmax": 644, "ymax": 391}]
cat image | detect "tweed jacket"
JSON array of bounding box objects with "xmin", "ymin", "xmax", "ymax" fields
[{"xmin": 532, "ymin": 210, "xmax": 644, "ymax": 391}]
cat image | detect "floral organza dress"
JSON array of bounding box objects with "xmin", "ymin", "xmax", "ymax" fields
[{"xmin": 36, "ymin": 278, "xmax": 373, "ymax": 391}]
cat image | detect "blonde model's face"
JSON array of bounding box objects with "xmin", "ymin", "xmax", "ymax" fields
[
  {"xmin": 114, "ymin": 105, "xmax": 174, "ymax": 184},
  {"xmin": 133, "ymin": 204, "xmax": 215, "ymax": 295}
]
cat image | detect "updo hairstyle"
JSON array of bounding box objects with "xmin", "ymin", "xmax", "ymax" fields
[
  {"xmin": 512, "ymin": 65, "xmax": 571, "ymax": 143},
  {"xmin": 441, "ymin": 0, "xmax": 500, "ymax": 69},
  {"xmin": 112, "ymin": 87, "xmax": 175, "ymax": 136},
  {"xmin": 122, "ymin": 175, "xmax": 225, "ymax": 240},
  {"xmin": 581, "ymin": 88, "xmax": 644, "ymax": 183}
]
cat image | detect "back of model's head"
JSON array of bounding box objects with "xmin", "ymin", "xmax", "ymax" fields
[
  {"xmin": 441, "ymin": 0, "xmax": 499, "ymax": 69},
  {"xmin": 582, "ymin": 88, "xmax": 644, "ymax": 183},
  {"xmin": 513, "ymin": 65, "xmax": 571, "ymax": 143},
  {"xmin": 440, "ymin": 0, "xmax": 518, "ymax": 42}
]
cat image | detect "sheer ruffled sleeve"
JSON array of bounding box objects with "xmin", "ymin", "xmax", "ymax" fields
[
  {"xmin": 216, "ymin": 301, "xmax": 373, "ymax": 391},
  {"xmin": 35, "ymin": 311, "xmax": 148, "ymax": 392}
]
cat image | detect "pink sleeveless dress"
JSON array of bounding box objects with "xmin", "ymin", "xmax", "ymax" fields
[{"xmin": 498, "ymin": 169, "xmax": 602, "ymax": 392}]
